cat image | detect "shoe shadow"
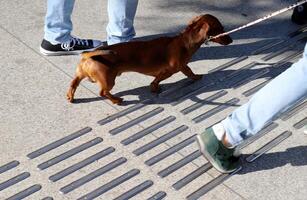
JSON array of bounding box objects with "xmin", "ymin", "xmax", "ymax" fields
[{"xmin": 238, "ymin": 145, "xmax": 307, "ymax": 175}]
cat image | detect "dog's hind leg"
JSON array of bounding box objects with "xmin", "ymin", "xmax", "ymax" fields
[
  {"xmin": 97, "ymin": 72, "xmax": 123, "ymax": 105},
  {"xmin": 181, "ymin": 65, "xmax": 202, "ymax": 80},
  {"xmin": 100, "ymin": 90, "xmax": 123, "ymax": 105},
  {"xmin": 66, "ymin": 68, "xmax": 86, "ymax": 102}
]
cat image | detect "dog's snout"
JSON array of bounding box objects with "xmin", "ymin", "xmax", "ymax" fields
[
  {"xmin": 215, "ymin": 35, "xmax": 232, "ymax": 45},
  {"xmin": 222, "ymin": 35, "xmax": 233, "ymax": 45}
]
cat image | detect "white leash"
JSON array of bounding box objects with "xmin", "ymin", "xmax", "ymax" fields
[{"xmin": 206, "ymin": 0, "xmax": 307, "ymax": 43}]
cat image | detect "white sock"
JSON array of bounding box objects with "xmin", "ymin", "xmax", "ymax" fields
[{"xmin": 212, "ymin": 123, "xmax": 225, "ymax": 141}]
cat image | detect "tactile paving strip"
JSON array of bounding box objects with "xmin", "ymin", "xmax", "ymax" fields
[{"xmin": 0, "ymin": 26, "xmax": 306, "ymax": 200}]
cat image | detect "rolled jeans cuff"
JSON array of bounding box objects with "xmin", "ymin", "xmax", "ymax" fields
[{"xmin": 221, "ymin": 116, "xmax": 245, "ymax": 147}]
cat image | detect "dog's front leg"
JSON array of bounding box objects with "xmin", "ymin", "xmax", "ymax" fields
[{"xmin": 181, "ymin": 65, "xmax": 202, "ymax": 80}]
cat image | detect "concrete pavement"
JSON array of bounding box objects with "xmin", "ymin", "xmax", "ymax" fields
[{"xmin": 0, "ymin": 0, "xmax": 306, "ymax": 200}]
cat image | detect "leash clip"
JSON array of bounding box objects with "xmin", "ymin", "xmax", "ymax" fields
[{"xmin": 204, "ymin": 36, "xmax": 213, "ymax": 45}]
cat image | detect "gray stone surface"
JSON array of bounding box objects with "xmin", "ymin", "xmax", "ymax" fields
[{"xmin": 0, "ymin": 0, "xmax": 306, "ymax": 200}]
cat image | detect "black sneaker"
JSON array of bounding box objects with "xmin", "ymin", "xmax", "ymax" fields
[
  {"xmin": 40, "ymin": 36, "xmax": 104, "ymax": 56},
  {"xmin": 291, "ymin": 3, "xmax": 307, "ymax": 25}
]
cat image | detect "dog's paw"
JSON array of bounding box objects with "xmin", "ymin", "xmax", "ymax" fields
[{"xmin": 66, "ymin": 93, "xmax": 74, "ymax": 103}]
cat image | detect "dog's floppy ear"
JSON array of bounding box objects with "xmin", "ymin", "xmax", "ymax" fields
[
  {"xmin": 188, "ymin": 15, "xmax": 202, "ymax": 26},
  {"xmin": 182, "ymin": 15, "xmax": 210, "ymax": 47},
  {"xmin": 191, "ymin": 22, "xmax": 209, "ymax": 44},
  {"xmin": 198, "ymin": 23, "xmax": 209, "ymax": 38},
  {"xmin": 187, "ymin": 15, "xmax": 210, "ymax": 41}
]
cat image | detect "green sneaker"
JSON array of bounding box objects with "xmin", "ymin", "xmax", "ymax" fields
[{"xmin": 196, "ymin": 127, "xmax": 241, "ymax": 173}]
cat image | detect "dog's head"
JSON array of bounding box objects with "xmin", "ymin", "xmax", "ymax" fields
[{"xmin": 182, "ymin": 14, "xmax": 232, "ymax": 46}]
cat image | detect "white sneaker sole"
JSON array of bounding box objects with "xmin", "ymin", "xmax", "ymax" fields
[{"xmin": 39, "ymin": 43, "xmax": 106, "ymax": 56}]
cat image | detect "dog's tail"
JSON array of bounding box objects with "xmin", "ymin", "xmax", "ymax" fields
[{"xmin": 81, "ymin": 50, "xmax": 115, "ymax": 59}]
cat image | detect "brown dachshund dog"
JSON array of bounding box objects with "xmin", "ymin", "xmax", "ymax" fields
[{"xmin": 67, "ymin": 14, "xmax": 232, "ymax": 104}]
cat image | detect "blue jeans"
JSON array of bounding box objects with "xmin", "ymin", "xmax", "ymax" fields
[
  {"xmin": 44, "ymin": 0, "xmax": 138, "ymax": 45},
  {"xmin": 222, "ymin": 43, "xmax": 307, "ymax": 146}
]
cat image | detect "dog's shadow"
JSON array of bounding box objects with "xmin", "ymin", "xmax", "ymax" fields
[
  {"xmin": 238, "ymin": 145, "xmax": 307, "ymax": 174},
  {"xmin": 115, "ymin": 62, "xmax": 291, "ymax": 105},
  {"xmin": 72, "ymin": 97, "xmax": 104, "ymax": 104},
  {"xmin": 72, "ymin": 62, "xmax": 292, "ymax": 106}
]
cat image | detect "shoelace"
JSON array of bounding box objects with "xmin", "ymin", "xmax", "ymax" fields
[
  {"xmin": 61, "ymin": 37, "xmax": 90, "ymax": 51},
  {"xmin": 73, "ymin": 37, "xmax": 89, "ymax": 46}
]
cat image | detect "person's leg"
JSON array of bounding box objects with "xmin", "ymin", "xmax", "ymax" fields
[
  {"xmin": 107, "ymin": 0, "xmax": 138, "ymax": 45},
  {"xmin": 44, "ymin": 0, "xmax": 75, "ymax": 44},
  {"xmin": 41, "ymin": 0, "xmax": 102, "ymax": 56},
  {"xmin": 222, "ymin": 44, "xmax": 307, "ymax": 146},
  {"xmin": 197, "ymin": 43, "xmax": 307, "ymax": 173}
]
